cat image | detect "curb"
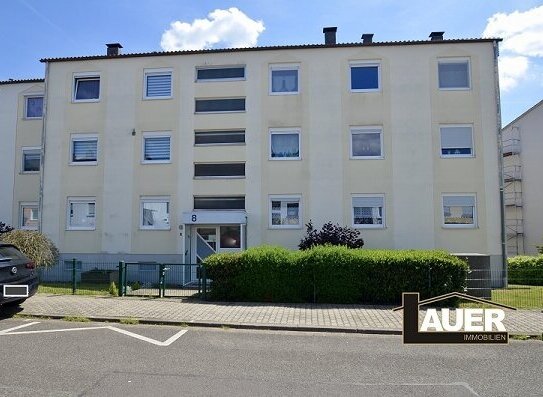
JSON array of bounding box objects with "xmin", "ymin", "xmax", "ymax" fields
[{"xmin": 16, "ymin": 312, "xmax": 403, "ymax": 335}]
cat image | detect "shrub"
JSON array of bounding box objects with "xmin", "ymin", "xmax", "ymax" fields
[
  {"xmin": 299, "ymin": 221, "xmax": 364, "ymax": 250},
  {"xmin": 0, "ymin": 222, "xmax": 14, "ymax": 235},
  {"xmin": 0, "ymin": 230, "xmax": 59, "ymax": 267},
  {"xmin": 109, "ymin": 282, "xmax": 119, "ymax": 296},
  {"xmin": 131, "ymin": 281, "xmax": 141, "ymax": 291},
  {"xmin": 508, "ymin": 256, "xmax": 543, "ymax": 286},
  {"xmin": 205, "ymin": 245, "xmax": 468, "ymax": 304}
]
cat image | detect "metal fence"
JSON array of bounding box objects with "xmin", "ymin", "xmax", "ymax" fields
[
  {"xmin": 38, "ymin": 259, "xmax": 210, "ymax": 299},
  {"xmin": 466, "ymin": 268, "xmax": 542, "ymax": 309}
]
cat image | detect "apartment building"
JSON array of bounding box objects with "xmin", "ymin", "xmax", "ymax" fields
[
  {"xmin": 502, "ymin": 99, "xmax": 543, "ymax": 255},
  {"xmin": 0, "ymin": 79, "xmax": 44, "ymax": 231},
  {"xmin": 31, "ymin": 29, "xmax": 503, "ymax": 267}
]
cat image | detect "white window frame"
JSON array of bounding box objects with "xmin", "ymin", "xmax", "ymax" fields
[
  {"xmin": 66, "ymin": 197, "xmax": 96, "ymax": 231},
  {"xmin": 351, "ymin": 194, "xmax": 385, "ymax": 229},
  {"xmin": 438, "ymin": 58, "xmax": 471, "ymax": 91},
  {"xmin": 21, "ymin": 146, "xmax": 41, "ymax": 173},
  {"xmin": 195, "ymin": 65, "xmax": 246, "ymax": 82},
  {"xmin": 440, "ymin": 124, "xmax": 475, "ymax": 158},
  {"xmin": 19, "ymin": 202, "xmax": 39, "ymax": 230},
  {"xmin": 140, "ymin": 196, "xmax": 171, "ymax": 231},
  {"xmin": 269, "ymin": 64, "xmax": 300, "ymax": 95},
  {"xmin": 441, "ymin": 194, "xmax": 477, "ymax": 229},
  {"xmin": 70, "ymin": 134, "xmax": 98, "ymax": 166},
  {"xmin": 349, "ymin": 60, "xmax": 381, "ymax": 93},
  {"xmin": 72, "ymin": 72, "xmax": 101, "ymax": 103},
  {"xmin": 269, "ymin": 128, "xmax": 301, "ymax": 160},
  {"xmin": 141, "ymin": 132, "xmax": 172, "ymax": 164},
  {"xmin": 24, "ymin": 95, "xmax": 44, "ymax": 119},
  {"xmin": 268, "ymin": 195, "xmax": 302, "ymax": 229},
  {"xmin": 350, "ymin": 126, "xmax": 384, "ymax": 159},
  {"xmin": 143, "ymin": 68, "xmax": 173, "ymax": 100}
]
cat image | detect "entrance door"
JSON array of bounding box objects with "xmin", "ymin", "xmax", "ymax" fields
[{"xmin": 191, "ymin": 225, "xmax": 243, "ymax": 264}]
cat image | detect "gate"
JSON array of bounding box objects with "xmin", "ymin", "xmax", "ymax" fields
[{"xmin": 118, "ymin": 262, "xmax": 209, "ymax": 299}]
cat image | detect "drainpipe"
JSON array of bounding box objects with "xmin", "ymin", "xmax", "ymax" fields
[
  {"xmin": 493, "ymin": 40, "xmax": 507, "ymax": 286},
  {"xmin": 38, "ymin": 61, "xmax": 49, "ymax": 233}
]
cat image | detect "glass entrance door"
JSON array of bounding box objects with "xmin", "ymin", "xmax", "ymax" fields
[{"xmin": 192, "ymin": 225, "xmax": 242, "ymax": 263}]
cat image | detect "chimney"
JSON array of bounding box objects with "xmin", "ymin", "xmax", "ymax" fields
[
  {"xmin": 106, "ymin": 43, "xmax": 123, "ymax": 56},
  {"xmin": 361, "ymin": 33, "xmax": 374, "ymax": 44},
  {"xmin": 429, "ymin": 31, "xmax": 444, "ymax": 41},
  {"xmin": 323, "ymin": 27, "xmax": 337, "ymax": 45}
]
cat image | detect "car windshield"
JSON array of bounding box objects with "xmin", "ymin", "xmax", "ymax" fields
[{"xmin": 0, "ymin": 246, "xmax": 27, "ymax": 261}]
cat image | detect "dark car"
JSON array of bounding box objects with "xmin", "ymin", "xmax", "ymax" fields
[{"xmin": 0, "ymin": 243, "xmax": 38, "ymax": 307}]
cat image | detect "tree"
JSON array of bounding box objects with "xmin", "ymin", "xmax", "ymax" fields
[
  {"xmin": 298, "ymin": 221, "xmax": 364, "ymax": 250},
  {"xmin": 0, "ymin": 222, "xmax": 14, "ymax": 235}
]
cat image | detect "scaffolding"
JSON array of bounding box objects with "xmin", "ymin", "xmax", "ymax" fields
[{"xmin": 503, "ymin": 128, "xmax": 524, "ymax": 256}]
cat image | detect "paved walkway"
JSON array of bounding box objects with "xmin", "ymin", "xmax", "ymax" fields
[{"xmin": 15, "ymin": 294, "xmax": 543, "ymax": 335}]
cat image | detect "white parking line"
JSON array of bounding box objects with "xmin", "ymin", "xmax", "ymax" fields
[
  {"xmin": 0, "ymin": 322, "xmax": 41, "ymax": 334},
  {"xmin": 0, "ymin": 322, "xmax": 188, "ymax": 346}
]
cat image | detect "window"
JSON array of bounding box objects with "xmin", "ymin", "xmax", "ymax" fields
[
  {"xmin": 269, "ymin": 196, "xmax": 301, "ymax": 228},
  {"xmin": 20, "ymin": 203, "xmax": 38, "ymax": 230},
  {"xmin": 142, "ymin": 134, "xmax": 171, "ymax": 163},
  {"xmin": 22, "ymin": 147, "xmax": 40, "ymax": 172},
  {"xmin": 352, "ymin": 195, "xmax": 384, "ymax": 228},
  {"xmin": 269, "ymin": 65, "xmax": 299, "ymax": 94},
  {"xmin": 195, "ymin": 98, "xmax": 245, "ymax": 113},
  {"xmin": 350, "ymin": 127, "xmax": 383, "ymax": 158},
  {"xmin": 438, "ymin": 59, "xmax": 470, "ymax": 89},
  {"xmin": 440, "ymin": 125, "xmax": 474, "ymax": 157},
  {"xmin": 194, "ymin": 130, "xmax": 245, "ymax": 145},
  {"xmin": 144, "ymin": 69, "xmax": 172, "ymax": 99},
  {"xmin": 25, "ymin": 96, "xmax": 43, "ymax": 118},
  {"xmin": 220, "ymin": 226, "xmax": 241, "ymax": 249},
  {"xmin": 67, "ymin": 198, "xmax": 96, "ymax": 230},
  {"xmin": 194, "ymin": 196, "xmax": 245, "ymax": 210},
  {"xmin": 140, "ymin": 197, "xmax": 170, "ymax": 230},
  {"xmin": 350, "ymin": 62, "xmax": 380, "ymax": 91},
  {"xmin": 442, "ymin": 195, "xmax": 476, "ymax": 227},
  {"xmin": 196, "ymin": 66, "xmax": 245, "ymax": 81},
  {"xmin": 194, "ymin": 163, "xmax": 245, "ymax": 178},
  {"xmin": 73, "ymin": 74, "xmax": 100, "ymax": 101},
  {"xmin": 270, "ymin": 129, "xmax": 300, "ymax": 160},
  {"xmin": 71, "ymin": 135, "xmax": 98, "ymax": 164}
]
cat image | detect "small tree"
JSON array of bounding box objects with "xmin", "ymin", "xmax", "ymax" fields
[
  {"xmin": 299, "ymin": 221, "xmax": 364, "ymax": 250},
  {"xmin": 0, "ymin": 230, "xmax": 59, "ymax": 267},
  {"xmin": 0, "ymin": 222, "xmax": 14, "ymax": 235}
]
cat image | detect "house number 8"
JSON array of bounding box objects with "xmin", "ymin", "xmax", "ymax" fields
[{"xmin": 192, "ymin": 214, "xmax": 197, "ymax": 222}]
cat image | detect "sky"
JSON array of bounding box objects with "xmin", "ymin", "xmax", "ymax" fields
[{"xmin": 1, "ymin": 0, "xmax": 542, "ymax": 125}]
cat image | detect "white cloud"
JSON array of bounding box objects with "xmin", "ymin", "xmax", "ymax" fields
[
  {"xmin": 483, "ymin": 5, "xmax": 543, "ymax": 91},
  {"xmin": 160, "ymin": 8, "xmax": 265, "ymax": 51},
  {"xmin": 499, "ymin": 56, "xmax": 529, "ymax": 91}
]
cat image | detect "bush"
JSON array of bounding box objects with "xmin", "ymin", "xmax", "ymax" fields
[
  {"xmin": 109, "ymin": 281, "xmax": 119, "ymax": 296},
  {"xmin": 205, "ymin": 245, "xmax": 468, "ymax": 304},
  {"xmin": 299, "ymin": 221, "xmax": 364, "ymax": 250},
  {"xmin": 508, "ymin": 256, "xmax": 543, "ymax": 286},
  {"xmin": 0, "ymin": 230, "xmax": 59, "ymax": 267}
]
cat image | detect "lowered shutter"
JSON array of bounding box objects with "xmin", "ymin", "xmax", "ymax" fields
[
  {"xmin": 146, "ymin": 73, "xmax": 172, "ymax": 97},
  {"xmin": 144, "ymin": 137, "xmax": 170, "ymax": 161},
  {"xmin": 352, "ymin": 196, "xmax": 384, "ymax": 208}
]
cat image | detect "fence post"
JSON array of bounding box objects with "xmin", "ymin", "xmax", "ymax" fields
[
  {"xmin": 159, "ymin": 264, "xmax": 165, "ymax": 298},
  {"xmin": 118, "ymin": 261, "xmax": 125, "ymax": 297},
  {"xmin": 71, "ymin": 258, "xmax": 77, "ymax": 294}
]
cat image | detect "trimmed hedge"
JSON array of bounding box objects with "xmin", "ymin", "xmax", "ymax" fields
[
  {"xmin": 508, "ymin": 256, "xmax": 543, "ymax": 286},
  {"xmin": 204, "ymin": 245, "xmax": 468, "ymax": 304}
]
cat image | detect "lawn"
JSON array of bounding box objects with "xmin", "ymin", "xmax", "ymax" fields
[
  {"xmin": 38, "ymin": 283, "xmax": 111, "ymax": 296},
  {"xmin": 491, "ymin": 284, "xmax": 543, "ymax": 309}
]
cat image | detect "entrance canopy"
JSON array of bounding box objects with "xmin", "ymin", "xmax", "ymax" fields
[{"xmin": 181, "ymin": 211, "xmax": 247, "ymax": 225}]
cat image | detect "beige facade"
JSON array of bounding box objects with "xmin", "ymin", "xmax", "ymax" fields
[
  {"xmin": 502, "ymin": 100, "xmax": 543, "ymax": 255},
  {"xmin": 38, "ymin": 38, "xmax": 503, "ymax": 265},
  {"xmin": 0, "ymin": 80, "xmax": 44, "ymax": 230}
]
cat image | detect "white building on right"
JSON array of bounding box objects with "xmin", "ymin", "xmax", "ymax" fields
[{"xmin": 502, "ymin": 99, "xmax": 543, "ymax": 256}]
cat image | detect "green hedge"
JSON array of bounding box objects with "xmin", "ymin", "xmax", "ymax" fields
[
  {"xmin": 508, "ymin": 256, "xmax": 543, "ymax": 286},
  {"xmin": 204, "ymin": 245, "xmax": 468, "ymax": 304}
]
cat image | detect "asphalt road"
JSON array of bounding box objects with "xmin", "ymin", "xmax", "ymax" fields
[{"xmin": 0, "ymin": 318, "xmax": 541, "ymax": 397}]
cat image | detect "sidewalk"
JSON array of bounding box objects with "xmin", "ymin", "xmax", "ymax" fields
[{"xmin": 17, "ymin": 293, "xmax": 543, "ymax": 335}]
